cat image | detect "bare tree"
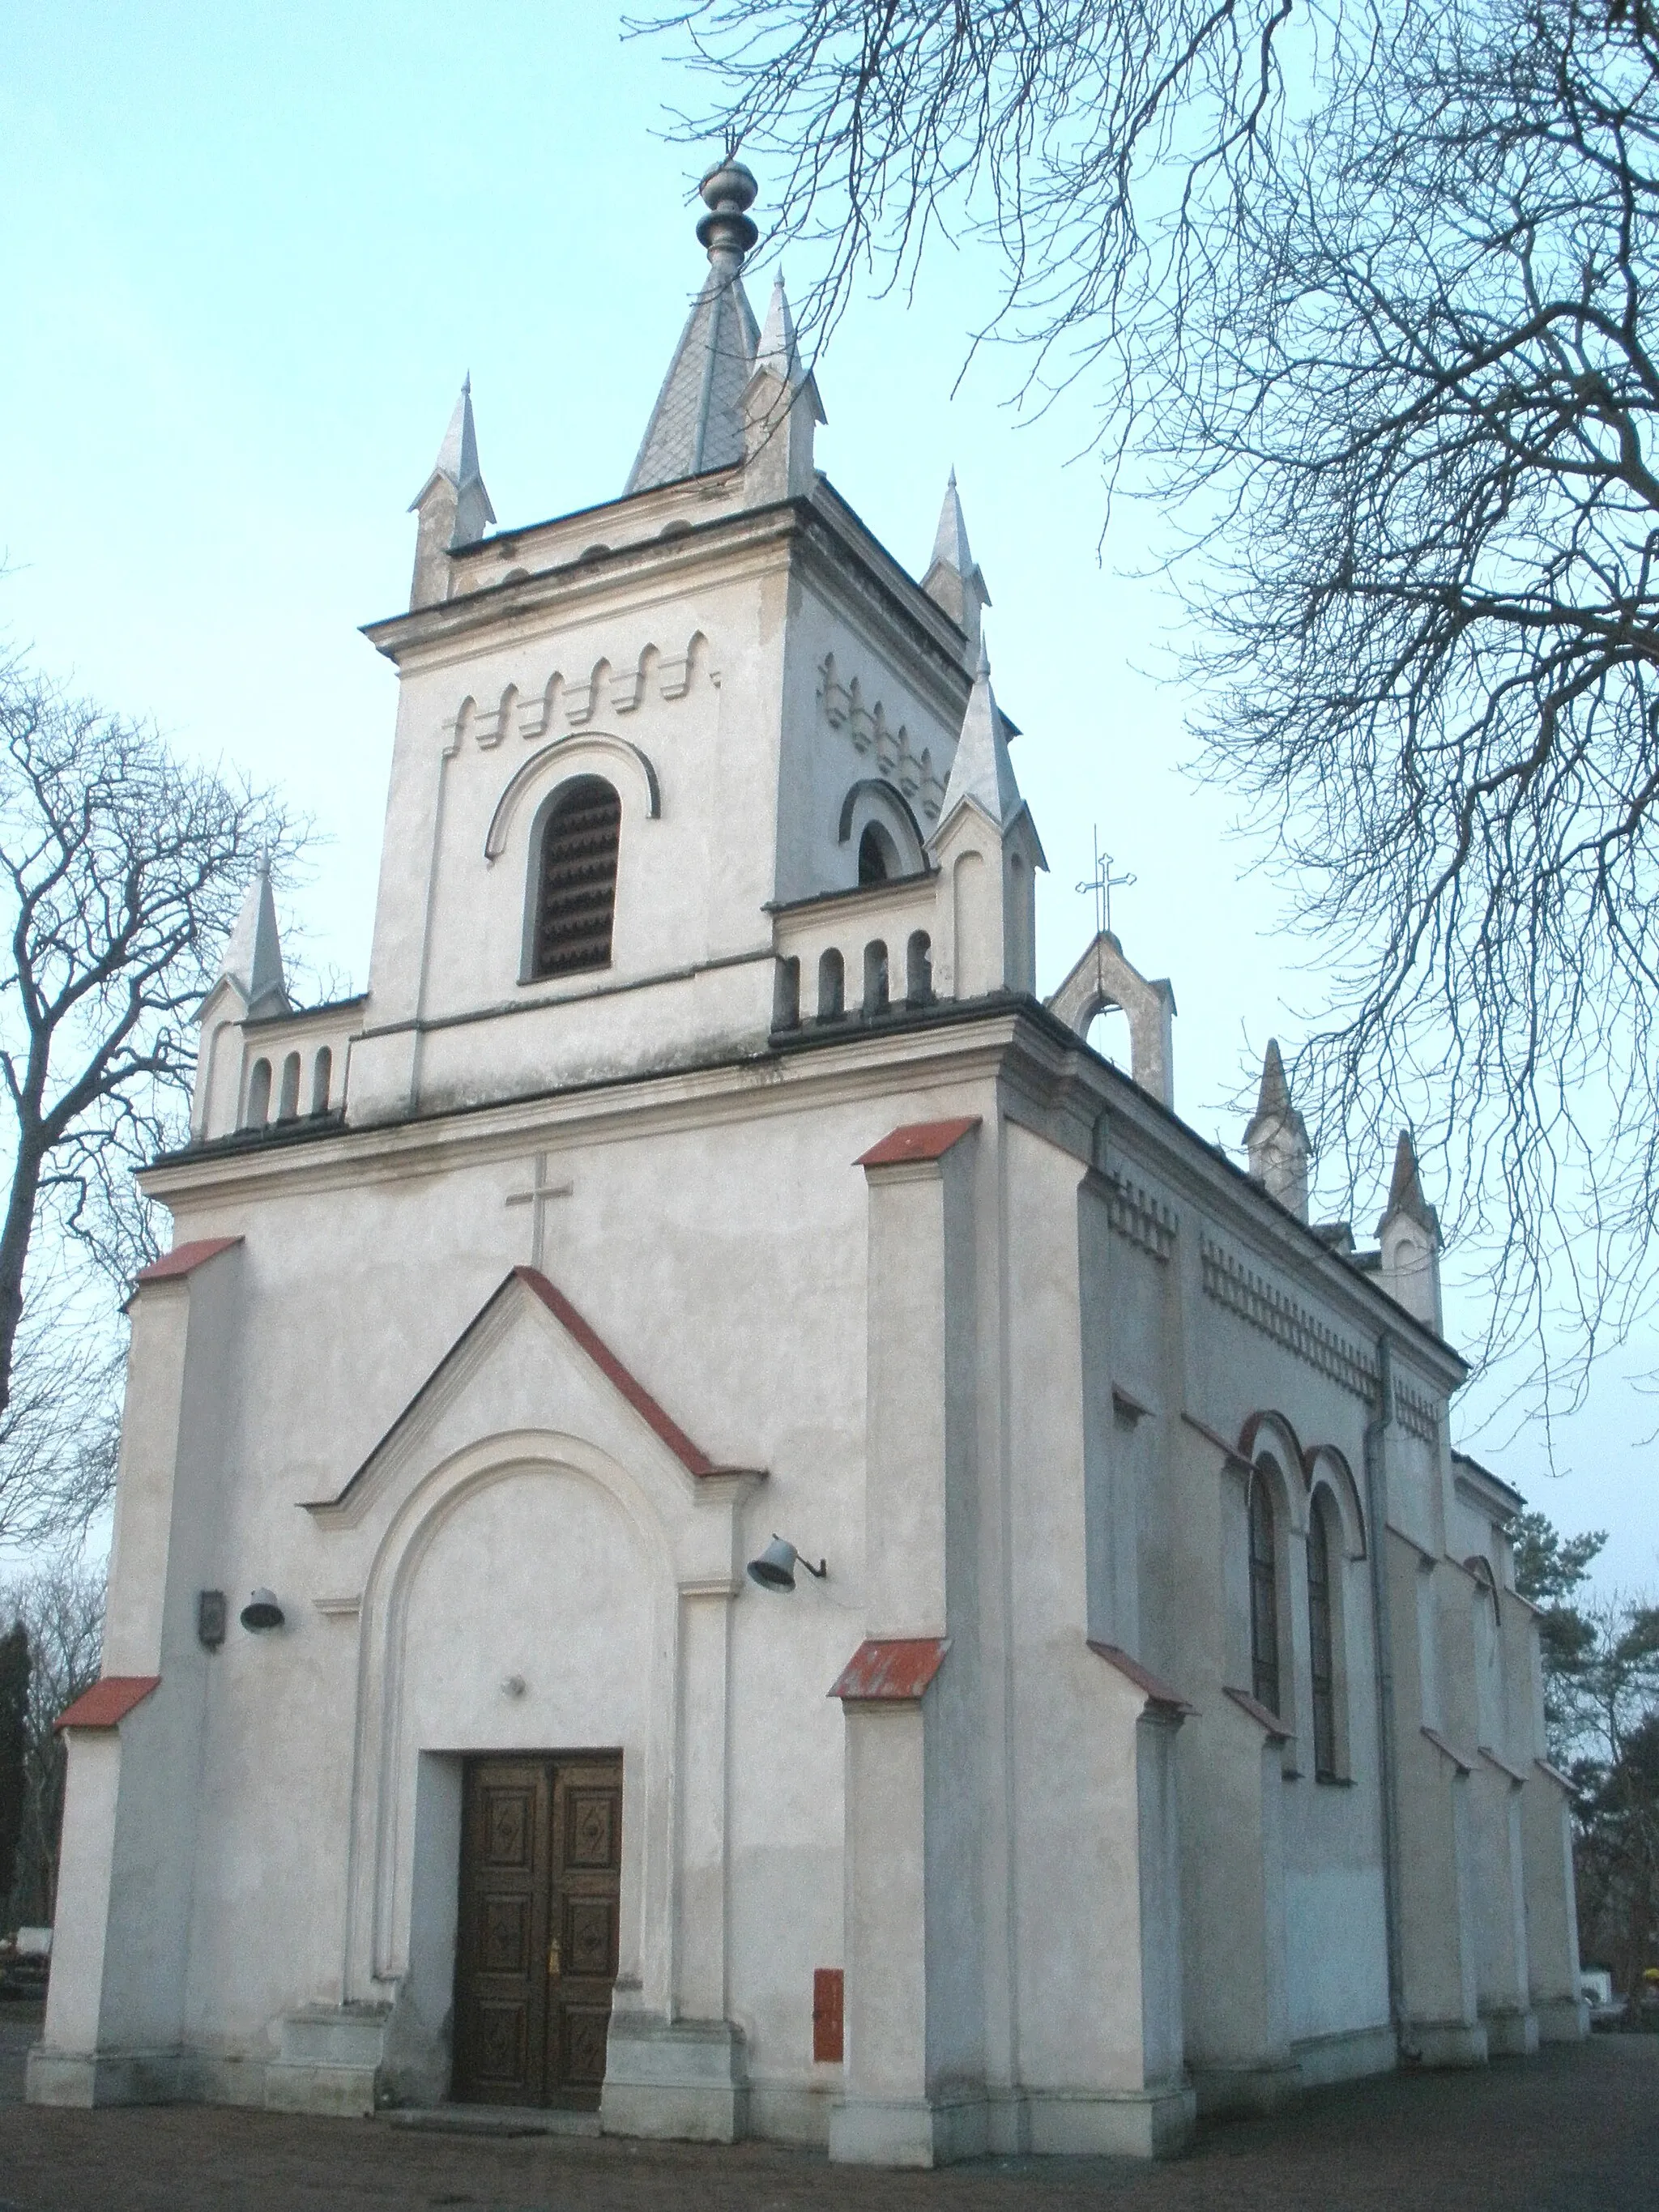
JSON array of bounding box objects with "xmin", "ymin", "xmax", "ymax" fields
[
  {"xmin": 0, "ymin": 1554, "xmax": 104, "ymax": 1928},
  {"xmin": 0, "ymin": 656, "xmax": 303, "ymax": 1423},
  {"xmin": 647, "ymin": 0, "xmax": 1659, "ymax": 1403},
  {"xmin": 0, "ymin": 1269, "xmax": 122, "ymax": 1553}
]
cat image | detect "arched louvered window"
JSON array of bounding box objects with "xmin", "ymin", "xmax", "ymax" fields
[
  {"xmin": 1248, "ymin": 1467, "xmax": 1282, "ymax": 1717},
  {"xmin": 531, "ymin": 777, "xmax": 621, "ymax": 979},
  {"xmin": 1307, "ymin": 1495, "xmax": 1338, "ymax": 1779},
  {"xmin": 245, "ymin": 1058, "xmax": 272, "ymax": 1128}
]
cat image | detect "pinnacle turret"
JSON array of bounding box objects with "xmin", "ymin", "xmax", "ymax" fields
[
  {"xmin": 742, "ymin": 271, "xmax": 825, "ymax": 501},
  {"xmin": 219, "ymin": 863, "xmax": 288, "ymax": 1019},
  {"xmin": 932, "ymin": 644, "xmax": 1033, "ymax": 845},
  {"xmin": 1243, "ymin": 1038, "xmax": 1309, "ymax": 1221},
  {"xmin": 1375, "ymin": 1128, "xmax": 1444, "ymax": 1332},
  {"xmin": 922, "ymin": 468, "xmax": 991, "ymax": 662},
  {"xmin": 1378, "ymin": 1129, "xmax": 1439, "ymax": 1240},
  {"xmin": 408, "ymin": 377, "xmax": 496, "ymax": 607}
]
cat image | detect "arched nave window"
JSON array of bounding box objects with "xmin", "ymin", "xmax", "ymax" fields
[
  {"xmin": 1247, "ymin": 1466, "xmax": 1282, "ymax": 1717},
  {"xmin": 1307, "ymin": 1493, "xmax": 1339, "ymax": 1779},
  {"xmin": 531, "ymin": 776, "xmax": 621, "ymax": 979}
]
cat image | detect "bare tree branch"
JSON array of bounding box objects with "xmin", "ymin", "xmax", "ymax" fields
[
  {"xmin": 642, "ymin": 0, "xmax": 1659, "ymax": 1408},
  {"xmin": 0, "ymin": 654, "xmax": 305, "ymax": 1430}
]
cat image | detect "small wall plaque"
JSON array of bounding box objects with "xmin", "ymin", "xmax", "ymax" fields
[{"xmin": 197, "ymin": 1589, "xmax": 228, "ymax": 1650}]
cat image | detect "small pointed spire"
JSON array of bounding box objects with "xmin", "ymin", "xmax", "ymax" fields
[
  {"xmin": 220, "ymin": 863, "xmax": 288, "ymax": 1017},
  {"xmin": 1243, "ymin": 1038, "xmax": 1309, "ymax": 1220},
  {"xmin": 1255, "ymin": 1039, "xmax": 1290, "ymax": 1121},
  {"xmin": 407, "ymin": 377, "xmax": 496, "ymax": 606},
  {"xmin": 1375, "ymin": 1129, "xmax": 1443, "ymax": 1332},
  {"xmin": 755, "ymin": 272, "xmax": 800, "ymax": 386},
  {"xmin": 1379, "ymin": 1129, "xmax": 1439, "ymax": 1238},
  {"xmin": 411, "ymin": 376, "xmax": 496, "ymax": 543},
  {"xmin": 923, "ymin": 468, "xmax": 991, "ymax": 661},
  {"xmin": 931, "ymin": 467, "xmax": 976, "ymax": 577},
  {"xmin": 752, "ymin": 271, "xmax": 825, "ymax": 420},
  {"xmin": 934, "ymin": 644, "xmax": 1026, "ymax": 835}
]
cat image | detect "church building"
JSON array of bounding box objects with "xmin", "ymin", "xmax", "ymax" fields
[{"xmin": 32, "ymin": 164, "xmax": 1586, "ymax": 2163}]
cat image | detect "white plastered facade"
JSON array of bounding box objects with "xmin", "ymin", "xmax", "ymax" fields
[{"xmin": 33, "ymin": 201, "xmax": 1585, "ymax": 2160}]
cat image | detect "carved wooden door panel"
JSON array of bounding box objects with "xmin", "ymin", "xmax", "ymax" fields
[
  {"xmin": 545, "ymin": 1755, "xmax": 623, "ymax": 2103},
  {"xmin": 452, "ymin": 1758, "xmax": 552, "ymax": 2104},
  {"xmin": 453, "ymin": 1752, "xmax": 622, "ymax": 2108}
]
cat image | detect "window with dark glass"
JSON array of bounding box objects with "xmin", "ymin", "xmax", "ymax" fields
[
  {"xmin": 1248, "ymin": 1469, "xmax": 1282, "ymax": 1716},
  {"xmin": 1308, "ymin": 1498, "xmax": 1338, "ymax": 1779},
  {"xmin": 531, "ymin": 777, "xmax": 621, "ymax": 979},
  {"xmin": 859, "ymin": 821, "xmax": 898, "ymax": 883}
]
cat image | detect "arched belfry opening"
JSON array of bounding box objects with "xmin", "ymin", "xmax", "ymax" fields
[{"xmin": 530, "ymin": 776, "xmax": 622, "ymax": 980}]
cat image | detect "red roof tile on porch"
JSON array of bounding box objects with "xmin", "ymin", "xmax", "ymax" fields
[
  {"xmin": 855, "ymin": 1117, "xmax": 980, "ymax": 1169},
  {"xmin": 134, "ymin": 1237, "xmax": 242, "ymax": 1285},
  {"xmin": 55, "ymin": 1675, "xmax": 160, "ymax": 1731},
  {"xmin": 829, "ymin": 1638, "xmax": 950, "ymax": 1701}
]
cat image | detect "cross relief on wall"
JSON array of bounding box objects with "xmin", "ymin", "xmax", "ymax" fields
[{"xmin": 506, "ymin": 1152, "xmax": 574, "ymax": 1273}]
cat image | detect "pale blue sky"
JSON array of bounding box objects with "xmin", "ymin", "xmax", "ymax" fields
[{"xmin": 3, "ymin": 2, "xmax": 1653, "ymax": 1584}]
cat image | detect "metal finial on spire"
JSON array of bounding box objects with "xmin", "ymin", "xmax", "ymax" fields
[
  {"xmin": 696, "ymin": 160, "xmax": 759, "ymax": 275},
  {"xmin": 626, "ymin": 164, "xmax": 767, "ymax": 493}
]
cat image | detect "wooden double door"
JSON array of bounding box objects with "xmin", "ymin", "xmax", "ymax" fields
[{"xmin": 451, "ymin": 1753, "xmax": 623, "ymax": 2108}]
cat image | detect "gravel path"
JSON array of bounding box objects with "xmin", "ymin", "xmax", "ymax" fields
[{"xmin": 0, "ymin": 2033, "xmax": 1653, "ymax": 2210}]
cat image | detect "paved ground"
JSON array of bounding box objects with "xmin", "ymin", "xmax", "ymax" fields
[{"xmin": 0, "ymin": 2016, "xmax": 1654, "ymax": 2210}]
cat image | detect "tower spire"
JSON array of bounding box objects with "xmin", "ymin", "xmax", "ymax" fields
[{"xmin": 626, "ymin": 163, "xmax": 764, "ymax": 496}]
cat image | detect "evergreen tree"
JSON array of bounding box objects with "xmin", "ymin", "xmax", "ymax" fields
[{"xmin": 0, "ymin": 1619, "xmax": 30, "ymax": 1920}]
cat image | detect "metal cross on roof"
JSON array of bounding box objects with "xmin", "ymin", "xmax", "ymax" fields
[{"xmin": 1076, "ymin": 827, "xmax": 1137, "ymax": 940}]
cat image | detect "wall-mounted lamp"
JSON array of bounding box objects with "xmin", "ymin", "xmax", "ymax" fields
[
  {"xmin": 239, "ymin": 1588, "xmax": 286, "ymax": 1632},
  {"xmin": 746, "ymin": 1536, "xmax": 828, "ymax": 1592}
]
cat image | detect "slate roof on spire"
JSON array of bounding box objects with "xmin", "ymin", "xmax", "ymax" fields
[
  {"xmin": 408, "ymin": 375, "xmax": 496, "ymax": 530},
  {"xmin": 934, "ymin": 647, "xmax": 1040, "ymax": 856},
  {"xmin": 220, "ymin": 864, "xmax": 288, "ymax": 1017},
  {"xmin": 1378, "ymin": 1129, "xmax": 1440, "ymax": 1238},
  {"xmin": 627, "ymin": 164, "xmax": 766, "ymax": 495}
]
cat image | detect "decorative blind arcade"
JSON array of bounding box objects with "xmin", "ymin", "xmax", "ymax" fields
[{"xmin": 534, "ymin": 778, "xmax": 621, "ymax": 978}]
